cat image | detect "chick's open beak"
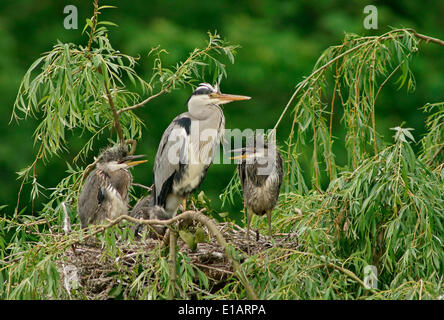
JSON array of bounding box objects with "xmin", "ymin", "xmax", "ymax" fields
[
  {"xmin": 229, "ymin": 147, "xmax": 257, "ymax": 160},
  {"xmin": 120, "ymin": 154, "xmax": 148, "ymax": 167}
]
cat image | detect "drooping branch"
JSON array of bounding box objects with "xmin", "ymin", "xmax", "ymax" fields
[
  {"xmin": 274, "ymin": 29, "xmax": 444, "ymax": 132},
  {"xmin": 117, "ymin": 42, "xmax": 233, "ymax": 116}
]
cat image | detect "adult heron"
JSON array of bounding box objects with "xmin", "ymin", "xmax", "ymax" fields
[
  {"xmin": 77, "ymin": 144, "xmax": 147, "ymax": 228},
  {"xmin": 153, "ymin": 83, "xmax": 251, "ymax": 217}
]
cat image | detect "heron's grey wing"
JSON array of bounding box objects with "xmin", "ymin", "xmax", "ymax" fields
[
  {"xmin": 153, "ymin": 113, "xmax": 190, "ymax": 207},
  {"xmin": 78, "ymin": 169, "xmax": 106, "ymax": 228},
  {"xmin": 109, "ymin": 169, "xmax": 132, "ymax": 201},
  {"xmin": 276, "ymin": 150, "xmax": 284, "ymax": 188}
]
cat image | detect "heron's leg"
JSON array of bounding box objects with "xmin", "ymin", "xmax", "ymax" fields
[
  {"xmin": 266, "ymin": 210, "xmax": 272, "ymax": 237},
  {"xmin": 246, "ymin": 207, "xmax": 253, "ymax": 254},
  {"xmin": 182, "ymin": 198, "xmax": 187, "ymax": 211},
  {"xmin": 266, "ymin": 210, "xmax": 276, "ymax": 246},
  {"xmin": 266, "ymin": 210, "xmax": 273, "ymax": 240}
]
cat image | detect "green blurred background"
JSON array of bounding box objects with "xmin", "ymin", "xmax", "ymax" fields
[{"xmin": 0, "ymin": 0, "xmax": 443, "ymax": 219}]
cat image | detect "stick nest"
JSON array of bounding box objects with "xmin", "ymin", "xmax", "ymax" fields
[{"xmin": 58, "ymin": 221, "xmax": 299, "ymax": 299}]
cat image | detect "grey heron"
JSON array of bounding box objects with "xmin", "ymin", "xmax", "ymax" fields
[
  {"xmin": 130, "ymin": 194, "xmax": 170, "ymax": 238},
  {"xmin": 232, "ymin": 138, "xmax": 283, "ymax": 244},
  {"xmin": 77, "ymin": 144, "xmax": 147, "ymax": 228},
  {"xmin": 153, "ymin": 83, "xmax": 251, "ymax": 218}
]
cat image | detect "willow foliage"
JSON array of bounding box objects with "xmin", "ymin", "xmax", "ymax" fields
[
  {"xmin": 10, "ymin": 3, "xmax": 237, "ymax": 214},
  {"xmin": 0, "ymin": 2, "xmax": 443, "ymax": 300}
]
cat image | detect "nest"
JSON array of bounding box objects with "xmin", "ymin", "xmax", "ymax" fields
[{"xmin": 59, "ymin": 221, "xmax": 299, "ymax": 299}]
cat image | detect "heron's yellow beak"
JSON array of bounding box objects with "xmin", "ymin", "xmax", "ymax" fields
[
  {"xmin": 120, "ymin": 154, "xmax": 148, "ymax": 167},
  {"xmin": 210, "ymin": 92, "xmax": 251, "ymax": 101},
  {"xmin": 230, "ymin": 154, "xmax": 248, "ymax": 160},
  {"xmin": 126, "ymin": 159, "xmax": 148, "ymax": 167},
  {"xmin": 230, "ymin": 147, "xmax": 257, "ymax": 160}
]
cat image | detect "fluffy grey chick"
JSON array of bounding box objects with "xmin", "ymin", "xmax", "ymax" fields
[
  {"xmin": 233, "ymin": 139, "xmax": 283, "ymax": 242},
  {"xmin": 77, "ymin": 144, "xmax": 147, "ymax": 228},
  {"xmin": 130, "ymin": 194, "xmax": 170, "ymax": 238}
]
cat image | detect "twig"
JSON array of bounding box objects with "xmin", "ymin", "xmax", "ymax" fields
[
  {"xmin": 273, "ymin": 41, "xmax": 370, "ymax": 131},
  {"xmin": 193, "ymin": 262, "xmax": 234, "ymax": 275},
  {"xmin": 125, "ymin": 139, "xmax": 137, "ymax": 155},
  {"xmin": 132, "ymin": 183, "xmax": 153, "ymax": 191},
  {"xmin": 16, "ymin": 144, "xmax": 43, "ymax": 213},
  {"xmin": 117, "ymin": 89, "xmax": 168, "ymax": 115},
  {"xmin": 410, "ymin": 30, "xmax": 444, "ymax": 47},
  {"xmin": 427, "ymin": 144, "xmax": 444, "ymax": 166},
  {"xmin": 104, "ymin": 82, "xmax": 124, "ymax": 143},
  {"xmin": 168, "ymin": 229, "xmax": 177, "ymax": 299},
  {"xmin": 87, "ymin": 0, "xmax": 99, "ymax": 53},
  {"xmin": 311, "ymin": 262, "xmax": 377, "ymax": 294}
]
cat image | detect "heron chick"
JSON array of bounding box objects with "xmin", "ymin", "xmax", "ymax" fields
[
  {"xmin": 153, "ymin": 83, "xmax": 251, "ymax": 218},
  {"xmin": 77, "ymin": 144, "xmax": 147, "ymax": 228},
  {"xmin": 130, "ymin": 194, "xmax": 170, "ymax": 238},
  {"xmin": 232, "ymin": 139, "xmax": 283, "ymax": 243}
]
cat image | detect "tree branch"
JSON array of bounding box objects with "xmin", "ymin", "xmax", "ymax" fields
[
  {"xmin": 273, "ymin": 29, "xmax": 444, "ymax": 132},
  {"xmin": 117, "ymin": 88, "xmax": 168, "ymax": 115},
  {"xmin": 104, "ymin": 82, "xmax": 125, "ymax": 143},
  {"xmin": 117, "ymin": 43, "xmax": 229, "ymax": 116},
  {"xmin": 87, "ymin": 0, "xmax": 99, "ymax": 53},
  {"xmin": 410, "ymin": 30, "xmax": 444, "ymax": 47}
]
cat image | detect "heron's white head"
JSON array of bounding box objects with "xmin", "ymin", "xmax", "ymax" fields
[{"xmin": 187, "ymin": 83, "xmax": 251, "ymax": 119}]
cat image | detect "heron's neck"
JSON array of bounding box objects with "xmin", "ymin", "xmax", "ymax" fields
[{"xmin": 189, "ymin": 101, "xmax": 223, "ymax": 120}]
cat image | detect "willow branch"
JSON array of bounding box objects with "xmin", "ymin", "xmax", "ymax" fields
[
  {"xmin": 117, "ymin": 44, "xmax": 228, "ymax": 116},
  {"xmin": 273, "ymin": 41, "xmax": 369, "ymax": 131},
  {"xmin": 410, "ymin": 30, "xmax": 444, "ymax": 47},
  {"xmin": 311, "ymin": 262, "xmax": 377, "ymax": 294},
  {"xmin": 104, "ymin": 82, "xmax": 124, "ymax": 143},
  {"xmin": 117, "ymin": 88, "xmax": 167, "ymax": 115},
  {"xmin": 87, "ymin": 0, "xmax": 99, "ymax": 52},
  {"xmin": 273, "ymin": 29, "xmax": 444, "ymax": 132},
  {"xmin": 125, "ymin": 139, "xmax": 137, "ymax": 155},
  {"xmin": 15, "ymin": 143, "xmax": 43, "ymax": 213}
]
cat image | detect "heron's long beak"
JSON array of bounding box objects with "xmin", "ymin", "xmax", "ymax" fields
[
  {"xmin": 126, "ymin": 159, "xmax": 148, "ymax": 167},
  {"xmin": 229, "ymin": 147, "xmax": 257, "ymax": 160},
  {"xmin": 120, "ymin": 154, "xmax": 148, "ymax": 167},
  {"xmin": 210, "ymin": 92, "xmax": 251, "ymax": 102},
  {"xmin": 230, "ymin": 154, "xmax": 248, "ymax": 160}
]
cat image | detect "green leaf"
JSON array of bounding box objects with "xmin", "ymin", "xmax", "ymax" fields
[{"xmin": 179, "ymin": 230, "xmax": 197, "ymax": 251}]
